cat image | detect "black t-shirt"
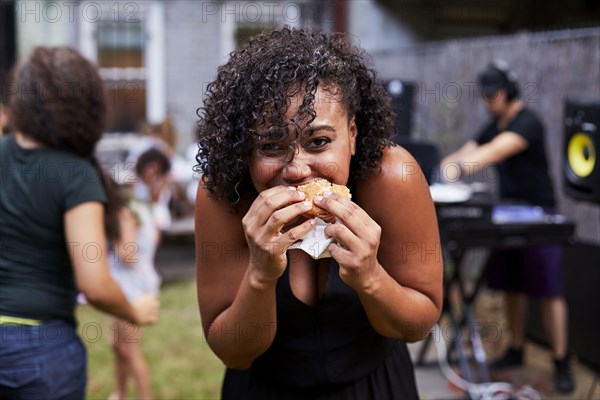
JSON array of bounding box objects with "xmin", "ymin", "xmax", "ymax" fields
[
  {"xmin": 0, "ymin": 135, "xmax": 107, "ymax": 324},
  {"xmin": 476, "ymin": 108, "xmax": 556, "ymax": 207}
]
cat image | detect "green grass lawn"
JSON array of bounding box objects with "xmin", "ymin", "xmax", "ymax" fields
[{"xmin": 76, "ymin": 279, "xmax": 225, "ymax": 400}]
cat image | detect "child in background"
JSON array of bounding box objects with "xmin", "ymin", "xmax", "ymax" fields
[
  {"xmin": 127, "ymin": 117, "xmax": 197, "ymax": 219},
  {"xmin": 109, "ymin": 148, "xmax": 171, "ymax": 400}
]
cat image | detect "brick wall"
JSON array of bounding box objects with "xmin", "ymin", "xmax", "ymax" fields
[{"xmin": 371, "ymin": 27, "xmax": 600, "ymax": 244}]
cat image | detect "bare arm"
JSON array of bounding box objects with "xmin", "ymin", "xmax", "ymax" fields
[
  {"xmin": 195, "ymin": 184, "xmax": 314, "ymax": 369},
  {"xmin": 317, "ymin": 146, "xmax": 443, "ymax": 341},
  {"xmin": 65, "ymin": 202, "xmax": 159, "ymax": 325},
  {"xmin": 441, "ymin": 132, "xmax": 528, "ymax": 179},
  {"xmin": 112, "ymin": 207, "xmax": 138, "ymax": 267},
  {"xmin": 441, "ymin": 140, "xmax": 478, "ymax": 166},
  {"xmin": 460, "ymin": 131, "xmax": 527, "ymax": 170}
]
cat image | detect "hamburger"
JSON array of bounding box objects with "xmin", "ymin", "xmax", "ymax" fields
[{"xmin": 297, "ymin": 178, "xmax": 351, "ymax": 220}]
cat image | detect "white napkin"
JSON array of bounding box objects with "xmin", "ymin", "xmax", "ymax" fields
[{"xmin": 289, "ymin": 218, "xmax": 336, "ymax": 259}]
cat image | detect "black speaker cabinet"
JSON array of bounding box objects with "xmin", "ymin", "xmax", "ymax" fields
[
  {"xmin": 383, "ymin": 80, "xmax": 416, "ymax": 137},
  {"xmin": 0, "ymin": 2, "xmax": 16, "ymax": 95},
  {"xmin": 563, "ymin": 99, "xmax": 600, "ymax": 204}
]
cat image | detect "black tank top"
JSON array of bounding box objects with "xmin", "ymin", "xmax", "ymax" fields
[{"xmin": 222, "ymin": 258, "xmax": 419, "ymax": 398}]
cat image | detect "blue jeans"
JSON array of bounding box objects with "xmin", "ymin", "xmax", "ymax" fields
[{"xmin": 0, "ymin": 320, "xmax": 87, "ymax": 399}]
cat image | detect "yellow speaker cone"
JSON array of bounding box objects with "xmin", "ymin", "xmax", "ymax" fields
[{"xmin": 568, "ymin": 132, "xmax": 596, "ymax": 178}]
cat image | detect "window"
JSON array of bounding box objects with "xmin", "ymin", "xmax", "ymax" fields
[
  {"xmin": 97, "ymin": 19, "xmax": 146, "ymax": 133},
  {"xmin": 220, "ymin": 0, "xmax": 331, "ymax": 61}
]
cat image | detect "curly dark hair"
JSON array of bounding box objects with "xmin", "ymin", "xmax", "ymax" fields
[
  {"xmin": 9, "ymin": 47, "xmax": 124, "ymax": 241},
  {"xmin": 136, "ymin": 148, "xmax": 172, "ymax": 177},
  {"xmin": 10, "ymin": 47, "xmax": 107, "ymax": 155},
  {"xmin": 196, "ymin": 27, "xmax": 396, "ymax": 208}
]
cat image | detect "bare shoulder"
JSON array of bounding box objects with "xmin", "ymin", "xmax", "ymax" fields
[
  {"xmin": 355, "ymin": 145, "xmax": 431, "ymax": 221},
  {"xmin": 195, "ymin": 183, "xmax": 247, "ymax": 245},
  {"xmin": 360, "ymin": 145, "xmax": 425, "ymax": 186}
]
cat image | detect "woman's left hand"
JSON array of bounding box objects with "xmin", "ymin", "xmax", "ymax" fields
[{"xmin": 314, "ymin": 193, "xmax": 382, "ymax": 291}]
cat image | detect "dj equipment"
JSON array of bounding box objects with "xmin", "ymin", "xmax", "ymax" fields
[
  {"xmin": 419, "ymin": 196, "xmax": 575, "ymax": 384},
  {"xmin": 563, "ymin": 99, "xmax": 600, "ymax": 204},
  {"xmin": 436, "ymin": 198, "xmax": 574, "ymax": 249},
  {"xmin": 382, "ymin": 80, "xmax": 416, "ymax": 137}
]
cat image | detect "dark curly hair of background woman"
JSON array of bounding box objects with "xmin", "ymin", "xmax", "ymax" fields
[{"xmin": 195, "ymin": 27, "xmax": 397, "ymax": 208}]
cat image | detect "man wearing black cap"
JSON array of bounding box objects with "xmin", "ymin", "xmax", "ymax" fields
[{"xmin": 441, "ymin": 60, "xmax": 574, "ymax": 394}]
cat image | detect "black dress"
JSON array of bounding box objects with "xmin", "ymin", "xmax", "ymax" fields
[{"xmin": 221, "ymin": 258, "xmax": 419, "ymax": 399}]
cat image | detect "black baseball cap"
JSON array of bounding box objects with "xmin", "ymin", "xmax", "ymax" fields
[{"xmin": 478, "ymin": 68, "xmax": 510, "ymax": 98}]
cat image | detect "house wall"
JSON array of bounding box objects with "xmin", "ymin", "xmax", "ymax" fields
[
  {"xmin": 14, "ymin": 0, "xmax": 77, "ymax": 60},
  {"xmin": 164, "ymin": 1, "xmax": 222, "ymax": 154},
  {"xmin": 347, "ymin": 1, "xmax": 417, "ymax": 51}
]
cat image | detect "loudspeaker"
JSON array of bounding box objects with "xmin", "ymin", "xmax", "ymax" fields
[
  {"xmin": 383, "ymin": 80, "xmax": 416, "ymax": 137},
  {"xmin": 0, "ymin": 2, "xmax": 16, "ymax": 98},
  {"xmin": 563, "ymin": 99, "xmax": 600, "ymax": 204},
  {"xmin": 393, "ymin": 136, "xmax": 440, "ymax": 185}
]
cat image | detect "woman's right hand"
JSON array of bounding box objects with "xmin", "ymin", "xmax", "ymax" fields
[
  {"xmin": 242, "ymin": 186, "xmax": 316, "ymax": 289},
  {"xmin": 132, "ymin": 294, "xmax": 160, "ymax": 325}
]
